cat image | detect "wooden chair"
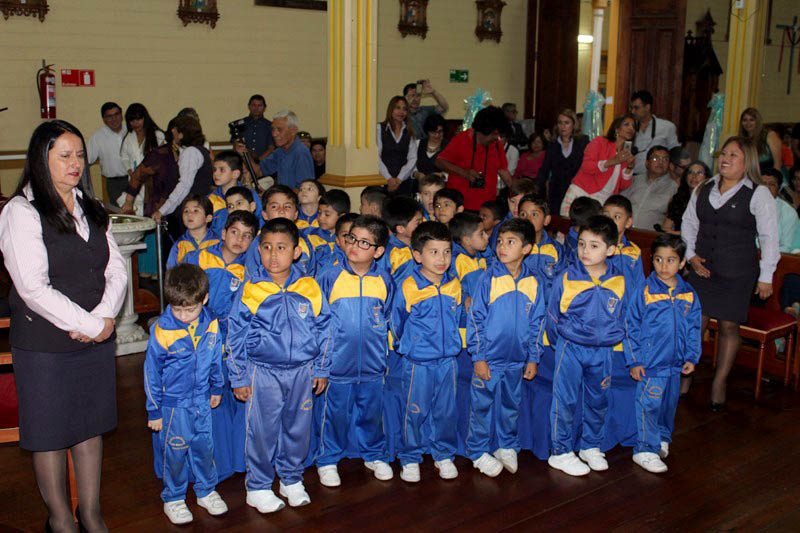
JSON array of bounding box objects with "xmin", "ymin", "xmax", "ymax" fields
[{"xmin": 0, "ymin": 316, "xmax": 79, "ymax": 519}]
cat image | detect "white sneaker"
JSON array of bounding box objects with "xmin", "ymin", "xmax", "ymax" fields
[
  {"xmin": 279, "ymin": 481, "xmax": 311, "ymax": 507},
  {"xmin": 163, "ymin": 500, "xmax": 193, "ymax": 525},
  {"xmin": 473, "ymin": 452, "xmax": 503, "ymax": 477},
  {"xmin": 246, "ymin": 490, "xmax": 285, "ymax": 514},
  {"xmin": 364, "ymin": 460, "xmax": 394, "ymax": 481},
  {"xmin": 196, "ymin": 491, "xmax": 228, "ymax": 516},
  {"xmin": 548, "ymin": 452, "xmax": 590, "ymax": 476},
  {"xmin": 434, "ymin": 459, "xmax": 459, "ymax": 480},
  {"xmin": 633, "ymin": 452, "xmax": 668, "ymax": 473},
  {"xmin": 493, "ymin": 448, "xmax": 519, "ymax": 474},
  {"xmin": 659, "ymin": 441, "xmax": 670, "ymax": 459},
  {"xmin": 400, "ymin": 463, "xmax": 421, "ymax": 483},
  {"xmin": 317, "ymin": 465, "xmax": 341, "ymax": 487},
  {"xmin": 578, "ymin": 448, "xmax": 609, "ymax": 471}
]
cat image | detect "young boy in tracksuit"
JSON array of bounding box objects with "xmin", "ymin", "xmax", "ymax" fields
[
  {"xmin": 144, "ymin": 264, "xmax": 228, "ymax": 525},
  {"xmin": 226, "ymin": 218, "xmax": 331, "ymax": 513},
  {"xmin": 314, "ymin": 215, "xmax": 395, "ymax": 487},
  {"xmin": 314, "ymin": 212, "xmax": 357, "ymax": 273},
  {"xmin": 489, "ymin": 177, "xmax": 537, "ymax": 252},
  {"xmin": 166, "ymin": 195, "xmax": 219, "ymax": 269},
  {"xmin": 304, "ymin": 189, "xmax": 350, "ymax": 259},
  {"xmin": 208, "ymin": 150, "xmax": 262, "ymax": 235},
  {"xmin": 601, "ymin": 195, "xmax": 646, "ymax": 450},
  {"xmin": 448, "ymin": 213, "xmax": 490, "ymax": 453},
  {"xmin": 625, "ymin": 234, "xmax": 701, "ymax": 473},
  {"xmin": 546, "ymin": 215, "xmax": 629, "ymax": 477},
  {"xmin": 562, "ymin": 196, "xmax": 602, "ymax": 266},
  {"xmin": 466, "ymin": 218, "xmax": 545, "ymax": 477},
  {"xmin": 391, "ymin": 221, "xmax": 463, "ymax": 483}
]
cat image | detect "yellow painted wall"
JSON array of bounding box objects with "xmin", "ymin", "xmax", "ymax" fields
[{"xmin": 376, "ymin": 0, "xmax": 528, "ymax": 122}]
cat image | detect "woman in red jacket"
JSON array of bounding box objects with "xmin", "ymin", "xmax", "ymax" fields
[{"xmin": 559, "ymin": 113, "xmax": 636, "ymax": 216}]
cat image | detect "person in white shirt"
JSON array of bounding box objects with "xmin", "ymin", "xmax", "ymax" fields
[
  {"xmin": 377, "ymin": 95, "xmax": 418, "ymax": 196},
  {"xmin": 118, "ymin": 103, "xmax": 165, "ymax": 213},
  {"xmin": 86, "ymin": 102, "xmax": 128, "ymax": 203},
  {"xmin": 630, "ymin": 90, "xmax": 679, "ymax": 176},
  {"xmin": 622, "ymin": 145, "xmax": 678, "ymax": 230}
]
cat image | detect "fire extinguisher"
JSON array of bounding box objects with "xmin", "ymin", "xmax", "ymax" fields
[{"xmin": 36, "ymin": 59, "xmax": 56, "ymax": 119}]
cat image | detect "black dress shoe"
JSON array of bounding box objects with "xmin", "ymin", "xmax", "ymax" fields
[{"xmin": 709, "ymin": 401, "xmax": 725, "ymax": 412}]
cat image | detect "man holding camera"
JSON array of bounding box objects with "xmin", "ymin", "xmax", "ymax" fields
[
  {"xmin": 403, "ymin": 79, "xmax": 449, "ymax": 141},
  {"xmin": 233, "ymin": 94, "xmax": 274, "ymax": 163}
]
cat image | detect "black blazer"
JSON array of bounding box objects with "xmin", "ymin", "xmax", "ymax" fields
[{"xmin": 539, "ymin": 135, "xmax": 589, "ymax": 215}]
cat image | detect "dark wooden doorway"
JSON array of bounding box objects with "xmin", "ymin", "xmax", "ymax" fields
[
  {"xmin": 524, "ymin": 0, "xmax": 579, "ymax": 132},
  {"xmin": 614, "ymin": 0, "xmax": 687, "ymax": 128}
]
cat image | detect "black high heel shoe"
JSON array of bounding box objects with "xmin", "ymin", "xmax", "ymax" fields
[{"xmin": 709, "ymin": 401, "xmax": 725, "ymax": 412}]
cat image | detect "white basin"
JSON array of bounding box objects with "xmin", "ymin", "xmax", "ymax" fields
[{"xmin": 110, "ymin": 214, "xmax": 156, "ymax": 246}]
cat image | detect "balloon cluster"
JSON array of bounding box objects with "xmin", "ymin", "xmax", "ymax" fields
[
  {"xmin": 462, "ymin": 88, "xmax": 492, "ymax": 130},
  {"xmin": 699, "ymin": 92, "xmax": 724, "ymax": 168},
  {"xmin": 582, "ymin": 90, "xmax": 605, "ymax": 140}
]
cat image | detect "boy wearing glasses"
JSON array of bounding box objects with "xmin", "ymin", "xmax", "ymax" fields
[{"xmin": 313, "ymin": 215, "xmax": 395, "ymax": 486}]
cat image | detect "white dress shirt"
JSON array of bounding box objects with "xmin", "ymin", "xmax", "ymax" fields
[
  {"xmin": 681, "ymin": 175, "xmax": 780, "ymax": 283},
  {"xmin": 120, "ymin": 129, "xmax": 166, "ymax": 173},
  {"xmin": 633, "ymin": 115, "xmax": 679, "ymax": 176},
  {"xmin": 87, "ymin": 124, "xmax": 128, "ymax": 177},
  {"xmin": 158, "ymin": 146, "xmax": 205, "ymax": 216},
  {"xmin": 622, "ymin": 172, "xmax": 678, "ymax": 230},
  {"xmin": 376, "ymin": 123, "xmax": 419, "ymax": 182},
  {"xmin": 0, "ymin": 186, "xmax": 128, "ymax": 338}
]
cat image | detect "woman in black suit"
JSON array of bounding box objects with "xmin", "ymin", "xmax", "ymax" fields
[
  {"xmin": 0, "ymin": 120, "xmax": 127, "ymax": 531},
  {"xmin": 538, "ymin": 109, "xmax": 589, "ymax": 214}
]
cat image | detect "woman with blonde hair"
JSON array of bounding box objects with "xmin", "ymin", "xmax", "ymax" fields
[
  {"xmin": 739, "ymin": 107, "xmax": 782, "ymax": 173},
  {"xmin": 681, "ymin": 136, "xmax": 780, "ymax": 410},
  {"xmin": 538, "ymin": 108, "xmax": 589, "ymax": 214},
  {"xmin": 377, "ymin": 95, "xmax": 418, "ymax": 195}
]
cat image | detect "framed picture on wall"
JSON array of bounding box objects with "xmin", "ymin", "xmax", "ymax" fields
[
  {"xmin": 475, "ymin": 0, "xmax": 505, "ymax": 43},
  {"xmin": 177, "ymin": 0, "xmax": 219, "ymax": 28},
  {"xmin": 0, "ymin": 0, "xmax": 49, "ymax": 22},
  {"xmin": 398, "ymin": 0, "xmax": 429, "ymax": 39},
  {"xmin": 254, "ymin": 0, "xmax": 327, "ymax": 10}
]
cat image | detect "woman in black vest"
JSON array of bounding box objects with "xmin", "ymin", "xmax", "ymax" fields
[
  {"xmin": 0, "ymin": 121, "xmax": 127, "ymax": 531},
  {"xmin": 538, "ymin": 109, "xmax": 589, "ymax": 215},
  {"xmin": 377, "ymin": 95, "xmax": 418, "ymax": 196},
  {"xmin": 682, "ymin": 136, "xmax": 780, "ymax": 410}
]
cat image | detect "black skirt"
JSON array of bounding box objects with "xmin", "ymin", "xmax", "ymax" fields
[
  {"xmin": 687, "ymin": 270, "xmax": 758, "ymax": 324},
  {"xmin": 12, "ymin": 342, "xmax": 117, "ymax": 451}
]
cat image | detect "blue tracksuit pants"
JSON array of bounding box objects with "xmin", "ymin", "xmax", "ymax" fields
[
  {"xmin": 244, "ymin": 363, "xmax": 313, "ymax": 490},
  {"xmin": 466, "ymin": 362, "xmax": 524, "ymax": 460},
  {"xmin": 158, "ymin": 404, "xmax": 217, "ymax": 503},
  {"xmin": 399, "ymin": 357, "xmax": 457, "ymax": 465},
  {"xmin": 316, "ymin": 379, "xmax": 388, "ymax": 465},
  {"xmin": 635, "ymin": 372, "xmax": 681, "ymax": 454},
  {"xmin": 550, "ymin": 340, "xmax": 613, "ymax": 455}
]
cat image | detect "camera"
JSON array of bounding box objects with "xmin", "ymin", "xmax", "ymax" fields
[
  {"xmin": 228, "ymin": 118, "xmax": 247, "ymax": 141},
  {"xmin": 470, "ymin": 171, "xmax": 485, "ymax": 189}
]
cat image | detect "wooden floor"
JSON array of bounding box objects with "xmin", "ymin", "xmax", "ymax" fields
[{"xmin": 2, "ymin": 354, "xmax": 800, "ymax": 532}]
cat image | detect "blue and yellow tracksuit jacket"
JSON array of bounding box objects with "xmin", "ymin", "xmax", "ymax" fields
[
  {"xmin": 243, "ymin": 229, "xmax": 315, "ymax": 278},
  {"xmin": 489, "ymin": 211, "xmax": 513, "ymax": 253},
  {"xmin": 316, "ymin": 260, "xmax": 394, "ymax": 382},
  {"xmin": 185, "ymin": 243, "xmax": 246, "ymax": 330},
  {"xmin": 304, "ymin": 226, "xmax": 335, "ymax": 258},
  {"xmin": 450, "ymin": 242, "xmax": 489, "ymax": 346},
  {"xmin": 467, "ymin": 261, "xmax": 545, "ymax": 365},
  {"xmin": 226, "ymin": 264, "xmax": 332, "ymax": 386},
  {"xmin": 144, "ymin": 307, "xmax": 224, "ymax": 420},
  {"xmin": 546, "ymin": 260, "xmax": 628, "ymax": 348},
  {"xmin": 625, "ymin": 272, "xmax": 702, "ymax": 375},
  {"xmin": 391, "ymin": 266, "xmax": 463, "ymax": 363},
  {"xmin": 523, "ymin": 231, "xmax": 566, "ymax": 304},
  {"xmin": 315, "ymin": 243, "xmax": 347, "ymax": 273},
  {"xmin": 297, "ymin": 209, "xmax": 319, "ymax": 228},
  {"xmin": 378, "ymin": 234, "xmax": 415, "ymax": 281},
  {"xmin": 208, "ymin": 185, "xmax": 263, "ymax": 236},
  {"xmin": 609, "ymin": 234, "xmax": 645, "ymax": 291},
  {"xmin": 166, "ymin": 229, "xmax": 220, "ymax": 269},
  {"xmin": 563, "ymin": 227, "xmax": 579, "ymax": 266}
]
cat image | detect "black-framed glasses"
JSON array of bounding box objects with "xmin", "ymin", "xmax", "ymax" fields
[{"xmin": 344, "ymin": 233, "xmax": 379, "ymax": 250}]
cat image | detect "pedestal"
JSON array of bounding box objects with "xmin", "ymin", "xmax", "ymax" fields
[{"xmin": 116, "ymin": 242, "xmax": 149, "ymax": 356}]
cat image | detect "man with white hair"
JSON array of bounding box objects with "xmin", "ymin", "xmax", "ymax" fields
[{"xmin": 258, "ymin": 110, "xmax": 315, "ymax": 189}]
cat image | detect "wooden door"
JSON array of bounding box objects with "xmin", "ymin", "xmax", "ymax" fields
[{"xmin": 614, "ymin": 0, "xmax": 687, "ymax": 127}]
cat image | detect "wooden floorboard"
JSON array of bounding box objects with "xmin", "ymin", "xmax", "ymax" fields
[{"xmin": 1, "ymin": 354, "xmax": 800, "ymax": 532}]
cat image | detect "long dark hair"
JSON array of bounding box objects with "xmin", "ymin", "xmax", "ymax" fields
[
  {"xmin": 123, "ymin": 102, "xmax": 162, "ymax": 156},
  {"xmin": 666, "ymin": 160, "xmax": 711, "ymax": 225},
  {"xmin": 173, "ymin": 115, "xmax": 206, "ymax": 147},
  {"xmin": 14, "ymin": 120, "xmax": 108, "ymax": 233},
  {"xmin": 605, "ymin": 113, "xmax": 636, "ymax": 142}
]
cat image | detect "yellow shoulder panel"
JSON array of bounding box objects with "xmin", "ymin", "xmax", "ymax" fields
[
  {"xmin": 440, "ymin": 277, "xmax": 462, "ymax": 305},
  {"xmin": 560, "ymin": 275, "xmax": 596, "ymax": 314},
  {"xmin": 208, "ymin": 193, "xmax": 226, "ymax": 213},
  {"xmin": 242, "ymin": 280, "xmax": 282, "ymax": 315},
  {"xmin": 328, "ymin": 271, "xmax": 360, "ymax": 305},
  {"xmin": 155, "ymin": 325, "xmax": 190, "ymax": 351},
  {"xmin": 539, "ymin": 243, "xmax": 560, "ymax": 262},
  {"xmin": 227, "ymin": 263, "xmax": 246, "ymax": 281},
  {"xmin": 489, "ymin": 275, "xmax": 515, "ymax": 305},
  {"xmin": 644, "ymin": 286, "xmax": 670, "ymax": 306},
  {"xmin": 198, "ymin": 250, "xmax": 224, "ymax": 272},
  {"xmin": 455, "ymin": 254, "xmax": 480, "ymax": 281},
  {"xmin": 516, "ymin": 275, "xmax": 540, "ymax": 303},
  {"xmin": 176, "ymin": 240, "xmax": 197, "ymax": 263},
  {"xmin": 675, "ymin": 291, "xmax": 694, "ymax": 304},
  {"xmin": 601, "ymin": 275, "xmax": 626, "ymax": 300},
  {"xmin": 391, "ymin": 247, "xmax": 413, "ymax": 274},
  {"xmin": 288, "ymin": 277, "xmax": 324, "ymax": 316},
  {"xmin": 402, "ymin": 276, "xmax": 438, "ymax": 312}
]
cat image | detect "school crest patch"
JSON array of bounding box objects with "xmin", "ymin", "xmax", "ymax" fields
[
  {"xmin": 525, "ymin": 302, "xmax": 533, "ymax": 315},
  {"xmin": 297, "ymin": 302, "xmax": 309, "ymax": 319},
  {"xmin": 607, "ymin": 297, "xmax": 619, "ymax": 314},
  {"xmin": 229, "ymin": 277, "xmax": 241, "ymax": 292}
]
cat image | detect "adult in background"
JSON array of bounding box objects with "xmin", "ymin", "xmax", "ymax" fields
[
  {"xmin": 378, "ymin": 96, "xmax": 418, "ymax": 196},
  {"xmin": 119, "ymin": 103, "xmax": 165, "ymax": 213},
  {"xmin": 538, "ymin": 109, "xmax": 589, "ymax": 215},
  {"xmin": 668, "ymin": 146, "xmax": 692, "ymax": 185},
  {"xmin": 311, "ymin": 140, "xmax": 326, "ymax": 179},
  {"xmin": 630, "ymin": 90, "xmax": 679, "ymax": 176},
  {"xmin": 514, "ymin": 132, "xmax": 546, "ymax": 181},
  {"xmin": 761, "ymin": 168, "xmax": 800, "ymax": 253},
  {"xmin": 622, "ymin": 145, "xmax": 678, "ymax": 230},
  {"xmin": 87, "ymin": 101, "xmax": 127, "ymax": 202},
  {"xmin": 739, "ymin": 107, "xmax": 782, "ymax": 173},
  {"xmin": 412, "ymin": 113, "xmax": 448, "ymax": 180},
  {"xmin": 660, "ymin": 160, "xmax": 710, "ymax": 234},
  {"xmin": 232, "ymin": 94, "xmax": 274, "ymax": 163},
  {"xmin": 403, "ymin": 79, "xmax": 449, "ymax": 141},
  {"xmin": 436, "ymin": 105, "xmax": 513, "ymax": 211},
  {"xmin": 0, "ymin": 120, "xmax": 127, "ymax": 532},
  {"xmin": 682, "ymin": 136, "xmax": 779, "ymax": 409},
  {"xmin": 501, "ymin": 102, "xmax": 528, "ymax": 150},
  {"xmin": 152, "ymin": 115, "xmax": 213, "ymax": 226},
  {"xmin": 559, "ymin": 113, "xmax": 636, "ymax": 216},
  {"xmin": 257, "ymin": 110, "xmax": 315, "ymax": 190}
]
